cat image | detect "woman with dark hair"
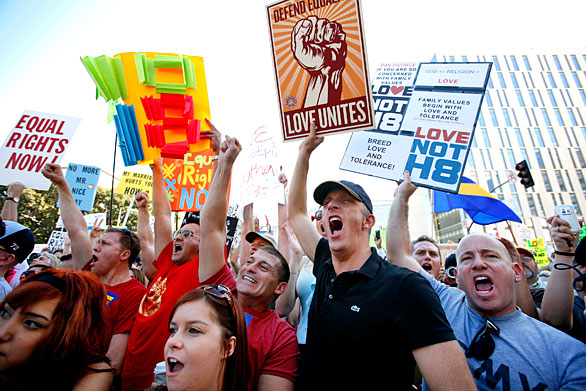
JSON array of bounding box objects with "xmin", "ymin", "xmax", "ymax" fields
[
  {"xmin": 0, "ymin": 269, "xmax": 114, "ymax": 390},
  {"xmin": 164, "ymin": 284, "xmax": 250, "ymax": 391}
]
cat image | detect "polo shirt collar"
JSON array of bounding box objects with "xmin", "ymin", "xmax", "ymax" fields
[{"xmin": 325, "ymin": 247, "xmax": 381, "ymax": 279}]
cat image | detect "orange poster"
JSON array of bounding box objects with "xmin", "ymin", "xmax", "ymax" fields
[{"xmin": 267, "ymin": 0, "xmax": 375, "ymax": 142}]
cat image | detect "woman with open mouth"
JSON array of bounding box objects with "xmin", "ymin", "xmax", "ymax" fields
[{"xmin": 163, "ymin": 285, "xmax": 250, "ymax": 391}]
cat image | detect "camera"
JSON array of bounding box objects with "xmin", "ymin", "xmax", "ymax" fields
[{"xmin": 554, "ymin": 204, "xmax": 581, "ymax": 234}]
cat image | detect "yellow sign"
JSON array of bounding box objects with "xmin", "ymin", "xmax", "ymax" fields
[
  {"xmin": 115, "ymin": 171, "xmax": 153, "ymax": 197},
  {"xmin": 525, "ymin": 238, "xmax": 549, "ymax": 267}
]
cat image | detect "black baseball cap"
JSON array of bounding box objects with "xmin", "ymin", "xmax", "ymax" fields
[{"xmin": 313, "ymin": 180, "xmax": 373, "ymax": 214}]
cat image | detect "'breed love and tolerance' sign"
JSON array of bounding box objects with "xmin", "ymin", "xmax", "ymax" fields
[
  {"xmin": 0, "ymin": 111, "xmax": 81, "ymax": 190},
  {"xmin": 341, "ymin": 62, "xmax": 491, "ymax": 193}
]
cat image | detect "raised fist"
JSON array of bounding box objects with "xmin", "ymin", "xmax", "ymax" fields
[{"xmin": 291, "ymin": 16, "xmax": 347, "ymax": 107}]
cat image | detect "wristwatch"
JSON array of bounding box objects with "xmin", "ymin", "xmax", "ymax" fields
[{"xmin": 5, "ymin": 197, "xmax": 19, "ymax": 203}]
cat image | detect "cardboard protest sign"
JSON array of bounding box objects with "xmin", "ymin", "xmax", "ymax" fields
[
  {"xmin": 267, "ymin": 0, "xmax": 375, "ymax": 141},
  {"xmin": 525, "ymin": 238, "xmax": 549, "ymax": 267},
  {"xmin": 47, "ymin": 230, "xmax": 68, "ymax": 252},
  {"xmin": 340, "ymin": 63, "xmax": 418, "ymax": 181},
  {"xmin": 240, "ymin": 126, "xmax": 285, "ymax": 206},
  {"xmin": 162, "ymin": 149, "xmax": 220, "ymax": 212},
  {"xmin": 81, "ymin": 52, "xmax": 211, "ymax": 165},
  {"xmin": 0, "ymin": 111, "xmax": 81, "ymax": 190},
  {"xmin": 61, "ymin": 163, "xmax": 100, "ymax": 211},
  {"xmin": 115, "ymin": 171, "xmax": 153, "ymax": 197},
  {"xmin": 341, "ymin": 62, "xmax": 490, "ymax": 193},
  {"xmin": 56, "ymin": 212, "xmax": 107, "ymax": 230}
]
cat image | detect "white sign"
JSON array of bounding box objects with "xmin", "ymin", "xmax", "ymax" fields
[
  {"xmin": 415, "ymin": 63, "xmax": 491, "ymax": 89},
  {"xmin": 399, "ymin": 90, "xmax": 483, "ymax": 192},
  {"xmin": 240, "ymin": 126, "xmax": 285, "ymax": 206},
  {"xmin": 340, "ymin": 63, "xmax": 418, "ymax": 182},
  {"xmin": 56, "ymin": 212, "xmax": 107, "ymax": 230},
  {"xmin": 47, "ymin": 230, "xmax": 68, "ymax": 252},
  {"xmin": 0, "ymin": 111, "xmax": 81, "ymax": 190}
]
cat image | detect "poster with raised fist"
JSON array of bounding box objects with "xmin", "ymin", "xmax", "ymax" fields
[{"xmin": 267, "ymin": 0, "xmax": 375, "ymax": 141}]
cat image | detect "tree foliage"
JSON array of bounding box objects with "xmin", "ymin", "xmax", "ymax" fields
[{"xmin": 0, "ymin": 185, "xmax": 139, "ymax": 244}]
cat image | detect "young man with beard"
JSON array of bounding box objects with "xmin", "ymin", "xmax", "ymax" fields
[
  {"xmin": 41, "ymin": 164, "xmax": 145, "ymax": 384},
  {"xmin": 197, "ymin": 134, "xmax": 298, "ymax": 391},
  {"xmin": 388, "ymin": 172, "xmax": 586, "ymax": 390},
  {"xmin": 120, "ymin": 121, "xmax": 221, "ymax": 391},
  {"xmin": 287, "ymin": 123, "xmax": 475, "ymax": 391}
]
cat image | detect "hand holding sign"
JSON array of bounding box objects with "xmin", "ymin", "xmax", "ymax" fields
[
  {"xmin": 292, "ymin": 16, "xmax": 347, "ymax": 107},
  {"xmin": 41, "ymin": 163, "xmax": 67, "ymax": 186}
]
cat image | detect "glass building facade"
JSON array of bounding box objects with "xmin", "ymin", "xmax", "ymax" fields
[{"xmin": 433, "ymin": 50, "xmax": 586, "ymax": 243}]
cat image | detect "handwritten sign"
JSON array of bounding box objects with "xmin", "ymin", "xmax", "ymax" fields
[
  {"xmin": 240, "ymin": 126, "xmax": 284, "ymax": 206},
  {"xmin": 163, "ymin": 148, "xmax": 218, "ymax": 212},
  {"xmin": 61, "ymin": 163, "xmax": 101, "ymax": 211},
  {"xmin": 267, "ymin": 0, "xmax": 375, "ymax": 141},
  {"xmin": 0, "ymin": 111, "xmax": 81, "ymax": 190},
  {"xmin": 47, "ymin": 230, "xmax": 68, "ymax": 252},
  {"xmin": 115, "ymin": 171, "xmax": 153, "ymax": 197},
  {"xmin": 525, "ymin": 238, "xmax": 549, "ymax": 267}
]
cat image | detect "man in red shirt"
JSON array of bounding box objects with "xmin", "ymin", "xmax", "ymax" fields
[
  {"xmin": 121, "ymin": 122, "xmax": 221, "ymax": 391},
  {"xmin": 42, "ymin": 164, "xmax": 146, "ymax": 387},
  {"xmin": 198, "ymin": 134, "xmax": 298, "ymax": 391}
]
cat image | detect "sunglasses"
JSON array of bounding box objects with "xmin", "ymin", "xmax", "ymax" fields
[
  {"xmin": 115, "ymin": 228, "xmax": 136, "ymax": 255},
  {"xmin": 22, "ymin": 264, "xmax": 53, "ymax": 278},
  {"xmin": 201, "ymin": 284, "xmax": 236, "ymax": 317},
  {"xmin": 466, "ymin": 316, "xmax": 500, "ymax": 361},
  {"xmin": 173, "ymin": 229, "xmax": 197, "ymax": 239}
]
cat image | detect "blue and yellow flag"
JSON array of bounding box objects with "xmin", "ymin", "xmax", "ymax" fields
[{"xmin": 433, "ymin": 177, "xmax": 521, "ymax": 225}]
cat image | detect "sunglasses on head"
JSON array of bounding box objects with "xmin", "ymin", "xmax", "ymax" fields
[
  {"xmin": 311, "ymin": 209, "xmax": 323, "ymax": 222},
  {"xmin": 173, "ymin": 229, "xmax": 197, "ymax": 238},
  {"xmin": 200, "ymin": 284, "xmax": 236, "ymax": 317},
  {"xmin": 466, "ymin": 316, "xmax": 500, "ymax": 361}
]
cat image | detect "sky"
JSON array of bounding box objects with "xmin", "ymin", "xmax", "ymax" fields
[{"xmin": 0, "ymin": 0, "xmax": 585, "ymax": 219}]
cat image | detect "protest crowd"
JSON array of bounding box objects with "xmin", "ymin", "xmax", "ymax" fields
[
  {"xmin": 0, "ymin": 118, "xmax": 585, "ymax": 391},
  {"xmin": 1, "ymin": 4, "xmax": 586, "ymax": 391}
]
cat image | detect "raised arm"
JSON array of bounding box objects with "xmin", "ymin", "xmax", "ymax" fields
[
  {"xmin": 41, "ymin": 164, "xmax": 92, "ymax": 270},
  {"xmin": 151, "ymin": 159, "xmax": 173, "ymax": 260},
  {"xmin": 135, "ymin": 191, "xmax": 156, "ymax": 281},
  {"xmin": 199, "ymin": 129, "xmax": 242, "ymax": 283},
  {"xmin": 1, "ymin": 182, "xmax": 24, "ymax": 221},
  {"xmin": 238, "ymin": 203, "xmax": 253, "ymax": 261},
  {"xmin": 540, "ymin": 215, "xmax": 578, "ymax": 330},
  {"xmin": 386, "ymin": 171, "xmax": 422, "ymax": 272},
  {"xmin": 287, "ymin": 121, "xmax": 323, "ymax": 261}
]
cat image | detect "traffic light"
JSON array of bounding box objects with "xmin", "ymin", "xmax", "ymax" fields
[{"xmin": 515, "ymin": 160, "xmax": 535, "ymax": 189}]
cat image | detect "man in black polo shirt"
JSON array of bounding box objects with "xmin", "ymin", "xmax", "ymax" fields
[{"xmin": 288, "ymin": 122, "xmax": 475, "ymax": 390}]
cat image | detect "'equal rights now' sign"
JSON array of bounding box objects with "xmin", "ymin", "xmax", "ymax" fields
[{"xmin": 0, "ymin": 111, "xmax": 81, "ymax": 190}]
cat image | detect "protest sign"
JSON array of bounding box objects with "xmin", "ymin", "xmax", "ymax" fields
[
  {"xmin": 47, "ymin": 230, "xmax": 68, "ymax": 252},
  {"xmin": 115, "ymin": 171, "xmax": 153, "ymax": 197},
  {"xmin": 340, "ymin": 63, "xmax": 417, "ymax": 181},
  {"xmin": 81, "ymin": 52, "xmax": 212, "ymax": 165},
  {"xmin": 56, "ymin": 212, "xmax": 107, "ymax": 230},
  {"xmin": 0, "ymin": 111, "xmax": 81, "ymax": 190},
  {"xmin": 162, "ymin": 148, "xmax": 219, "ymax": 212},
  {"xmin": 525, "ymin": 238, "xmax": 549, "ymax": 267},
  {"xmin": 60, "ymin": 163, "xmax": 101, "ymax": 211},
  {"xmin": 341, "ymin": 62, "xmax": 490, "ymax": 193},
  {"xmin": 240, "ymin": 126, "xmax": 285, "ymax": 206},
  {"xmin": 267, "ymin": 0, "xmax": 375, "ymax": 141}
]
